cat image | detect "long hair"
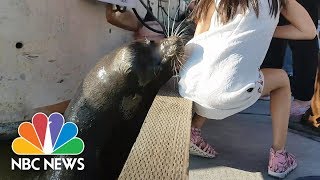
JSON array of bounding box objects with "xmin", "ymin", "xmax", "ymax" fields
[{"xmin": 190, "ymin": 0, "xmax": 287, "ymax": 24}]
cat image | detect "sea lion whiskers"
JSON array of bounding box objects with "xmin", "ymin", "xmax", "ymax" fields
[
  {"xmin": 177, "ymin": 24, "xmax": 193, "ymax": 37},
  {"xmin": 171, "ymin": 2, "xmax": 180, "ymax": 37},
  {"xmin": 173, "ymin": 17, "xmax": 188, "ymax": 36},
  {"xmin": 173, "ymin": 57, "xmax": 179, "ymax": 77},
  {"xmin": 175, "ymin": 54, "xmax": 186, "ymax": 72},
  {"xmin": 167, "ymin": 0, "xmax": 171, "ymax": 37},
  {"xmin": 172, "ymin": 59, "xmax": 179, "ymax": 88},
  {"xmin": 162, "ymin": 20, "xmax": 169, "ymax": 37},
  {"xmin": 174, "ymin": 55, "xmax": 181, "ymax": 75}
]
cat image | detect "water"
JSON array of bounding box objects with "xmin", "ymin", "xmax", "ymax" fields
[{"xmin": 0, "ymin": 141, "xmax": 41, "ymax": 180}]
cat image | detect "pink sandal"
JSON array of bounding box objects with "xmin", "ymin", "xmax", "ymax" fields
[{"xmin": 190, "ymin": 127, "xmax": 217, "ymax": 158}]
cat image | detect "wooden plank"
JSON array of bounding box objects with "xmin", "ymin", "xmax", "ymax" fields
[{"xmin": 119, "ymin": 78, "xmax": 193, "ymax": 180}]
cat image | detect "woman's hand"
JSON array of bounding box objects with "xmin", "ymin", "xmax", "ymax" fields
[
  {"xmin": 274, "ymin": 0, "xmax": 317, "ymax": 40},
  {"xmin": 105, "ymin": 3, "xmax": 142, "ymax": 32}
]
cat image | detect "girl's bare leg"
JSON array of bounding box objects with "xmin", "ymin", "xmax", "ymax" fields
[
  {"xmin": 261, "ymin": 68, "xmax": 291, "ymax": 151},
  {"xmin": 191, "ymin": 113, "xmax": 207, "ymax": 128}
]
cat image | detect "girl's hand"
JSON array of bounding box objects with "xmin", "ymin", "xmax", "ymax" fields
[{"xmin": 273, "ymin": 0, "xmax": 317, "ymax": 40}]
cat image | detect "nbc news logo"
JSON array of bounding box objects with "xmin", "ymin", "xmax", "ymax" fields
[{"xmin": 11, "ymin": 113, "xmax": 85, "ymax": 171}]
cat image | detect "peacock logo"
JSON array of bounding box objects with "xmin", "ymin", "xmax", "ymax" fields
[{"xmin": 12, "ymin": 112, "xmax": 84, "ymax": 155}]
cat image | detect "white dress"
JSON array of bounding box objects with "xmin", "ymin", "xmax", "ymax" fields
[{"xmin": 178, "ymin": 0, "xmax": 280, "ymax": 119}]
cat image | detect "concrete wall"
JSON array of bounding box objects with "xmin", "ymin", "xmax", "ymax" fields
[{"xmin": 0, "ymin": 0, "xmax": 182, "ymax": 123}]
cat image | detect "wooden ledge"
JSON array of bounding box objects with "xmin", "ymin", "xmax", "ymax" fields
[{"xmin": 119, "ymin": 78, "xmax": 193, "ymax": 180}]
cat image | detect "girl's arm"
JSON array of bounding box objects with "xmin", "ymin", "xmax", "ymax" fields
[{"xmin": 273, "ymin": 0, "xmax": 317, "ymax": 40}]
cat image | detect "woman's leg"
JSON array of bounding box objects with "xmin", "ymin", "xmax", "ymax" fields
[
  {"xmin": 261, "ymin": 68, "xmax": 291, "ymax": 150},
  {"xmin": 189, "ymin": 113, "xmax": 217, "ymax": 158},
  {"xmin": 191, "ymin": 113, "xmax": 207, "ymax": 128},
  {"xmin": 289, "ymin": 36, "xmax": 318, "ymax": 116},
  {"xmin": 288, "ymin": 0, "xmax": 318, "ymax": 116},
  {"xmin": 261, "ymin": 68, "xmax": 297, "ymax": 178}
]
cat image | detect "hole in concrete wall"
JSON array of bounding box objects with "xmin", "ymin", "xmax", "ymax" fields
[
  {"xmin": 109, "ymin": 29, "xmax": 112, "ymax": 33},
  {"xmin": 57, "ymin": 79, "xmax": 64, "ymax": 83},
  {"xmin": 15, "ymin": 42, "xmax": 23, "ymax": 49}
]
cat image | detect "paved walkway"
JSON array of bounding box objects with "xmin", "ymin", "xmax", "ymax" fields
[{"xmin": 189, "ymin": 100, "xmax": 320, "ymax": 180}]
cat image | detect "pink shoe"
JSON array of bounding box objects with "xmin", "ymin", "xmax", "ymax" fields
[
  {"xmin": 268, "ymin": 148, "xmax": 297, "ymax": 179},
  {"xmin": 290, "ymin": 100, "xmax": 310, "ymax": 116},
  {"xmin": 189, "ymin": 127, "xmax": 217, "ymax": 158}
]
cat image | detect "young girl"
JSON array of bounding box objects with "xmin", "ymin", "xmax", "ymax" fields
[{"xmin": 178, "ymin": 0, "xmax": 317, "ymax": 178}]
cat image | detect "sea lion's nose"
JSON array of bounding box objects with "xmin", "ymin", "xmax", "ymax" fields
[
  {"xmin": 160, "ymin": 36, "xmax": 183, "ymax": 57},
  {"xmin": 161, "ymin": 36, "xmax": 181, "ymax": 46},
  {"xmin": 166, "ymin": 36, "xmax": 182, "ymax": 46}
]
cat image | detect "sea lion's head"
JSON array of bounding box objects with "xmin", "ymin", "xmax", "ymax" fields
[
  {"xmin": 82, "ymin": 35, "xmax": 186, "ymax": 103},
  {"xmin": 120, "ymin": 35, "xmax": 185, "ymax": 87}
]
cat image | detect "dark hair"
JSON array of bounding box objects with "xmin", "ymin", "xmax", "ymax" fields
[{"xmin": 191, "ymin": 0, "xmax": 287, "ymax": 24}]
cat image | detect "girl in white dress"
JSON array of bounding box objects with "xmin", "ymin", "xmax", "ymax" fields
[{"xmin": 178, "ymin": 0, "xmax": 317, "ymax": 178}]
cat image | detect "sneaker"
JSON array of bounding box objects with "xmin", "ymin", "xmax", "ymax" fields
[
  {"xmin": 190, "ymin": 127, "xmax": 217, "ymax": 158},
  {"xmin": 268, "ymin": 148, "xmax": 297, "ymax": 179},
  {"xmin": 290, "ymin": 100, "xmax": 311, "ymax": 116}
]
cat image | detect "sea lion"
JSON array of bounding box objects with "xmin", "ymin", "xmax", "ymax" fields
[{"xmin": 39, "ymin": 35, "xmax": 185, "ymax": 180}]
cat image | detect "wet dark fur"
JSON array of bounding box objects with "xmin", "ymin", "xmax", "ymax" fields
[{"xmin": 39, "ymin": 37, "xmax": 184, "ymax": 180}]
